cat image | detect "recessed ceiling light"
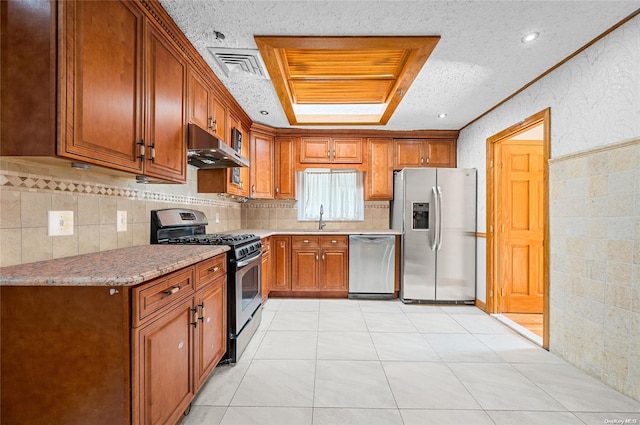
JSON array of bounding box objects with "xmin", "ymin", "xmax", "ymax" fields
[
  {"xmin": 438, "ymin": 113, "xmax": 447, "ymax": 118},
  {"xmin": 260, "ymin": 110, "xmax": 269, "ymax": 115},
  {"xmin": 521, "ymin": 32, "xmax": 539, "ymax": 43}
]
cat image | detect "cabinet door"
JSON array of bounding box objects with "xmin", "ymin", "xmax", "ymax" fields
[
  {"xmin": 135, "ymin": 298, "xmax": 194, "ymax": 425},
  {"xmin": 332, "ymin": 138, "xmax": 363, "ymax": 163},
  {"xmin": 61, "ymin": 0, "xmax": 143, "ymax": 173},
  {"xmin": 426, "ymin": 140, "xmax": 456, "ymax": 167},
  {"xmin": 144, "ymin": 23, "xmax": 187, "ymax": 182},
  {"xmin": 261, "ymin": 250, "xmax": 271, "ymax": 302},
  {"xmin": 393, "ymin": 139, "xmax": 425, "ymax": 169},
  {"xmin": 188, "ymin": 69, "xmax": 211, "ymax": 131},
  {"xmin": 250, "ymin": 132, "xmax": 274, "ymax": 199},
  {"xmin": 271, "ymin": 236, "xmax": 291, "ymax": 291},
  {"xmin": 292, "ymin": 249, "xmax": 320, "ymax": 290},
  {"xmin": 210, "ymin": 95, "xmax": 227, "ymax": 142},
  {"xmin": 194, "ymin": 277, "xmax": 226, "ymax": 392},
  {"xmin": 366, "ymin": 138, "xmax": 393, "ymax": 200},
  {"xmin": 274, "ymin": 137, "xmax": 296, "ymax": 199},
  {"xmin": 300, "ymin": 137, "xmax": 331, "ymax": 163},
  {"xmin": 320, "ymin": 249, "xmax": 348, "ymax": 291}
]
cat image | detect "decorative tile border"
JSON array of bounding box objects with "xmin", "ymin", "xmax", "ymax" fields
[{"xmin": 0, "ymin": 170, "xmax": 240, "ymax": 208}]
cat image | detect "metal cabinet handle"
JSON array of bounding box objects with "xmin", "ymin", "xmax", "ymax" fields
[
  {"xmin": 326, "ymin": 150, "xmax": 330, "ymax": 158},
  {"xmin": 330, "ymin": 240, "xmax": 337, "ymax": 243},
  {"xmin": 191, "ymin": 307, "xmax": 199, "ymax": 328},
  {"xmin": 208, "ymin": 266, "xmax": 220, "ymax": 273},
  {"xmin": 322, "ymin": 253, "xmax": 325, "ymax": 260},
  {"xmin": 137, "ymin": 140, "xmax": 145, "ymax": 160},
  {"xmin": 426, "ymin": 157, "xmax": 430, "ymax": 164},
  {"xmin": 420, "ymin": 157, "xmax": 424, "ymax": 165},
  {"xmin": 303, "ymin": 239, "xmax": 310, "ymax": 243},
  {"xmin": 332, "ymin": 150, "xmax": 336, "ymax": 159},
  {"xmin": 252, "ymin": 184, "xmax": 256, "ymax": 193},
  {"xmin": 316, "ymin": 254, "xmax": 319, "ymax": 260},
  {"xmin": 148, "ymin": 143, "xmax": 156, "ymax": 162},
  {"xmin": 198, "ymin": 302, "xmax": 205, "ymax": 322},
  {"xmin": 209, "ymin": 117, "xmax": 217, "ymax": 132},
  {"xmin": 163, "ymin": 286, "xmax": 181, "ymax": 296},
  {"xmin": 275, "ymin": 187, "xmax": 280, "ymax": 194}
]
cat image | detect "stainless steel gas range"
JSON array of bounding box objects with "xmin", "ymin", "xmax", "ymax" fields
[{"xmin": 150, "ymin": 208, "xmax": 262, "ymax": 363}]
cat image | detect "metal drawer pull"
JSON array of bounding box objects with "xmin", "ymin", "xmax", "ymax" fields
[
  {"xmin": 163, "ymin": 286, "xmax": 181, "ymax": 296},
  {"xmin": 208, "ymin": 266, "xmax": 220, "ymax": 273},
  {"xmin": 331, "ymin": 240, "xmax": 338, "ymax": 243},
  {"xmin": 303, "ymin": 239, "xmax": 310, "ymax": 243}
]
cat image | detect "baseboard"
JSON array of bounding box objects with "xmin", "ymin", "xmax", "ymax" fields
[{"xmin": 475, "ymin": 299, "xmax": 487, "ymax": 312}]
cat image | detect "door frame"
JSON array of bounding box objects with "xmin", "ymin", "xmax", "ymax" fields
[{"xmin": 486, "ymin": 108, "xmax": 550, "ymax": 349}]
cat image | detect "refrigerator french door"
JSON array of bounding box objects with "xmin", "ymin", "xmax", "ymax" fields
[{"xmin": 391, "ymin": 168, "xmax": 476, "ymax": 303}]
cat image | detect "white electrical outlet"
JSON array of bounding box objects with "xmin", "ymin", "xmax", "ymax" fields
[
  {"xmin": 117, "ymin": 210, "xmax": 127, "ymax": 232},
  {"xmin": 48, "ymin": 211, "xmax": 74, "ymax": 236},
  {"xmin": 215, "ymin": 212, "xmax": 220, "ymax": 223}
]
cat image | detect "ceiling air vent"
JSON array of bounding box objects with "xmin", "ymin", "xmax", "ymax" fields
[{"xmin": 207, "ymin": 48, "xmax": 269, "ymax": 79}]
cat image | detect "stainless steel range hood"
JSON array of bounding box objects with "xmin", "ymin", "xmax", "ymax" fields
[{"xmin": 187, "ymin": 123, "xmax": 249, "ymax": 168}]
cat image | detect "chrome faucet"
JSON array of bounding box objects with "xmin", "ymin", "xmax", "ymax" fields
[{"xmin": 318, "ymin": 204, "xmax": 326, "ymax": 230}]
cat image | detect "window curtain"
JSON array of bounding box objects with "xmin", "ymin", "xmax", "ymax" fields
[{"xmin": 298, "ymin": 169, "xmax": 363, "ymax": 221}]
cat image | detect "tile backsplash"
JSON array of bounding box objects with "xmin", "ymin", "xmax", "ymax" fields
[{"xmin": 0, "ymin": 158, "xmax": 390, "ymax": 267}]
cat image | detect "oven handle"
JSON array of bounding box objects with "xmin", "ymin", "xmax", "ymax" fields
[{"xmin": 235, "ymin": 250, "xmax": 262, "ymax": 268}]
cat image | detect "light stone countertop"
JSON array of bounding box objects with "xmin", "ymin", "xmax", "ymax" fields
[
  {"xmin": 229, "ymin": 229, "xmax": 401, "ymax": 239},
  {"xmin": 0, "ymin": 245, "xmax": 229, "ymax": 287}
]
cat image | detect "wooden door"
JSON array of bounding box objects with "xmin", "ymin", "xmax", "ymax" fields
[
  {"xmin": 144, "ymin": 22, "xmax": 187, "ymax": 182},
  {"xmin": 320, "ymin": 249, "xmax": 348, "ymax": 290},
  {"xmin": 300, "ymin": 137, "xmax": 331, "ymax": 163},
  {"xmin": 62, "ymin": 0, "xmax": 144, "ymax": 173},
  {"xmin": 250, "ymin": 132, "xmax": 274, "ymax": 198},
  {"xmin": 393, "ymin": 139, "xmax": 425, "ymax": 169},
  {"xmin": 292, "ymin": 249, "xmax": 320, "ymax": 290},
  {"xmin": 135, "ymin": 298, "xmax": 194, "ymax": 425},
  {"xmin": 366, "ymin": 138, "xmax": 393, "ymax": 200},
  {"xmin": 425, "ymin": 140, "xmax": 456, "ymax": 167},
  {"xmin": 332, "ymin": 138, "xmax": 363, "ymax": 163},
  {"xmin": 275, "ymin": 137, "xmax": 296, "ymax": 199},
  {"xmin": 498, "ymin": 140, "xmax": 544, "ymax": 313},
  {"xmin": 194, "ymin": 277, "xmax": 226, "ymax": 392},
  {"xmin": 271, "ymin": 236, "xmax": 291, "ymax": 291}
]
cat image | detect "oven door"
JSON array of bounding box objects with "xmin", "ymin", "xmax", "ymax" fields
[{"xmin": 233, "ymin": 250, "xmax": 262, "ymax": 333}]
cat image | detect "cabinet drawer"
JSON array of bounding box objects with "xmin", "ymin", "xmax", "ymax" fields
[
  {"xmin": 320, "ymin": 236, "xmax": 348, "ymax": 248},
  {"xmin": 133, "ymin": 267, "xmax": 195, "ymax": 326},
  {"xmin": 195, "ymin": 254, "xmax": 226, "ymax": 289},
  {"xmin": 292, "ymin": 236, "xmax": 320, "ymax": 249}
]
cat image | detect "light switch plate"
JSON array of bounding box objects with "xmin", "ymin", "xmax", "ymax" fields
[
  {"xmin": 117, "ymin": 210, "xmax": 127, "ymax": 232},
  {"xmin": 48, "ymin": 211, "xmax": 74, "ymax": 236}
]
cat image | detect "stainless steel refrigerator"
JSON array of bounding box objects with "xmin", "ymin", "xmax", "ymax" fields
[{"xmin": 391, "ymin": 168, "xmax": 476, "ymax": 303}]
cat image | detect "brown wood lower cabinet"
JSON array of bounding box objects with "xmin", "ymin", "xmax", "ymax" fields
[
  {"xmin": 290, "ymin": 235, "xmax": 348, "ymax": 293},
  {"xmin": 261, "ymin": 237, "xmax": 272, "ymax": 302},
  {"xmin": 0, "ymin": 253, "xmax": 227, "ymax": 425}
]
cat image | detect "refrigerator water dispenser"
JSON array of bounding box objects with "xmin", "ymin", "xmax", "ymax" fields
[{"xmin": 412, "ymin": 203, "xmax": 429, "ymax": 230}]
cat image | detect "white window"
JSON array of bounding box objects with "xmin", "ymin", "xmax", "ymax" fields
[{"xmin": 297, "ymin": 169, "xmax": 364, "ymax": 221}]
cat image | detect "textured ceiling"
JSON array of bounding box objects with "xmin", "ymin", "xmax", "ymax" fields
[{"xmin": 159, "ymin": 0, "xmax": 640, "ymax": 131}]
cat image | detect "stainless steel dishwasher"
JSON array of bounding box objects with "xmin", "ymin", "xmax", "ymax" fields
[{"xmin": 348, "ymin": 235, "xmax": 396, "ymax": 298}]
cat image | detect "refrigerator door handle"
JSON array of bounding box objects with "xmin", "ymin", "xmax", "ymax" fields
[
  {"xmin": 436, "ymin": 186, "xmax": 443, "ymax": 251},
  {"xmin": 431, "ymin": 186, "xmax": 439, "ymax": 251}
]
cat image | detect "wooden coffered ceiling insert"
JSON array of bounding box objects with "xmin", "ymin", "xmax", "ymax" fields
[{"xmin": 255, "ymin": 36, "xmax": 440, "ymax": 125}]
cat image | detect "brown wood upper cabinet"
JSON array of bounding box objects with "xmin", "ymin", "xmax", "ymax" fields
[
  {"xmin": 366, "ymin": 138, "xmax": 394, "ymax": 200},
  {"xmin": 300, "ymin": 137, "xmax": 363, "ymax": 164},
  {"xmin": 60, "ymin": 1, "xmax": 187, "ymax": 183},
  {"xmin": 188, "ymin": 68, "xmax": 227, "ymax": 143},
  {"xmin": 275, "ymin": 137, "xmax": 296, "ymax": 199},
  {"xmin": 393, "ymin": 139, "xmax": 456, "ymax": 169},
  {"xmin": 250, "ymin": 132, "xmax": 275, "ymax": 199}
]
